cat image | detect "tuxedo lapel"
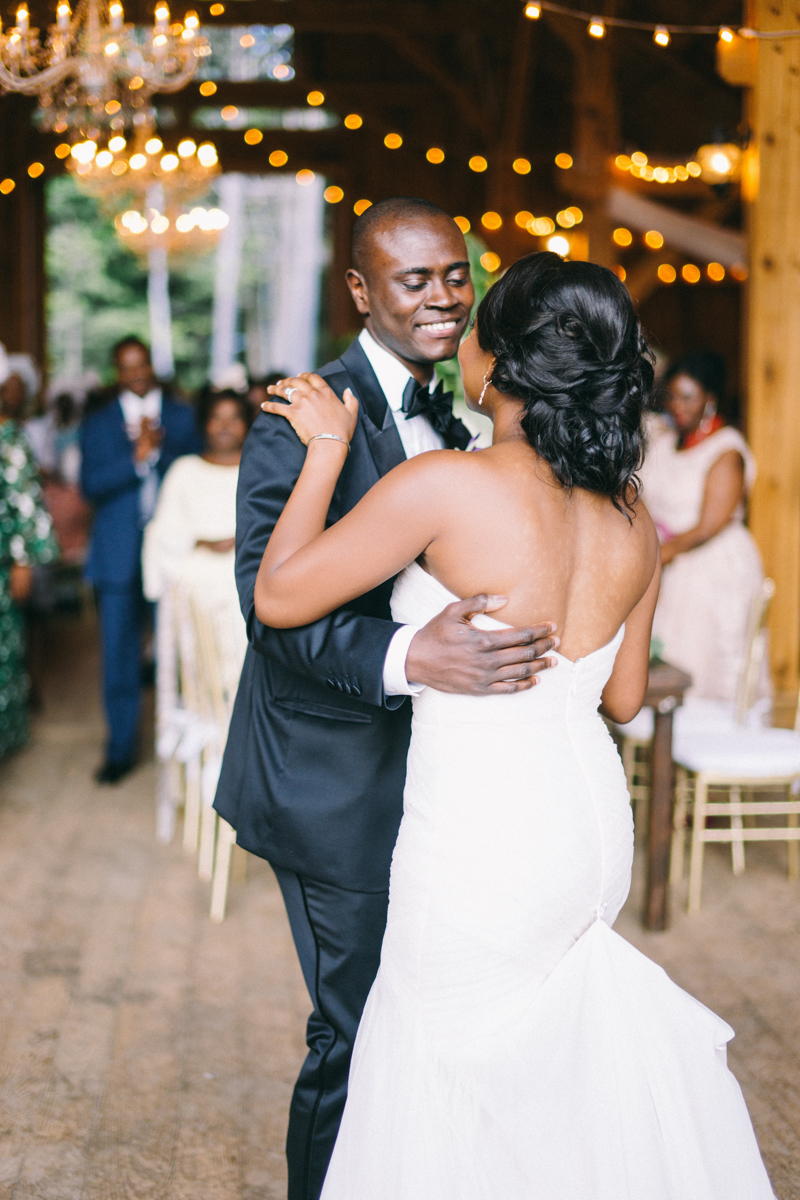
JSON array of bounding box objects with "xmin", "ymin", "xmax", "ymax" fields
[{"xmin": 338, "ymin": 340, "xmax": 406, "ymax": 476}]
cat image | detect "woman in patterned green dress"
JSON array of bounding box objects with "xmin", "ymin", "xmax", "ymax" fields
[{"xmin": 0, "ymin": 414, "xmax": 58, "ymax": 758}]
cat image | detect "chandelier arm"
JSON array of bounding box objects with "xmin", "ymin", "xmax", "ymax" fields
[{"xmin": 0, "ymin": 55, "xmax": 76, "ymax": 94}]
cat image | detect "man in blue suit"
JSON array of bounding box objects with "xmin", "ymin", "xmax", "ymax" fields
[{"xmin": 80, "ymin": 337, "xmax": 202, "ymax": 783}]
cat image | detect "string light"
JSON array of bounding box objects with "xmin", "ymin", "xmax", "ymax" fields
[
  {"xmin": 480, "ymin": 251, "xmax": 501, "ymax": 273},
  {"xmin": 555, "ymin": 153, "xmax": 573, "ymax": 169},
  {"xmin": 657, "ymin": 264, "xmax": 676, "ymax": 283},
  {"xmin": 324, "ymin": 186, "xmax": 344, "ymax": 203},
  {"xmin": 612, "ymin": 227, "xmax": 632, "ymax": 246},
  {"xmin": 521, "ymin": 5, "xmax": 800, "ymax": 42},
  {"xmin": 296, "ymin": 169, "xmax": 315, "ymax": 185},
  {"xmin": 515, "ymin": 210, "xmax": 534, "ymax": 227},
  {"xmin": 0, "ymin": 179, "xmax": 15, "ymax": 194},
  {"xmin": 481, "ymin": 211, "xmax": 502, "ymax": 230},
  {"xmin": 244, "ymin": 129, "xmax": 262, "ymax": 145},
  {"xmin": 344, "ymin": 114, "xmax": 363, "ymax": 129},
  {"xmin": 682, "ymin": 264, "xmax": 701, "ymax": 283},
  {"xmin": 268, "ymin": 150, "xmax": 288, "ymax": 167},
  {"xmin": 384, "ymin": 133, "xmax": 403, "ymax": 149},
  {"xmin": 426, "ymin": 147, "xmax": 445, "ymax": 163},
  {"xmin": 513, "ymin": 157, "xmax": 532, "ymax": 174},
  {"xmin": 644, "ymin": 230, "xmax": 664, "ymax": 249},
  {"xmin": 653, "ymin": 25, "xmax": 670, "ymax": 46},
  {"xmin": 707, "ymin": 262, "xmax": 725, "ymax": 282},
  {"xmin": 354, "ymin": 199, "xmax": 372, "ymax": 215},
  {"xmin": 306, "ymin": 91, "xmax": 325, "ymax": 107},
  {"xmin": 28, "ymin": 162, "xmax": 44, "ymax": 177},
  {"xmin": 469, "ymin": 156, "xmax": 488, "ymax": 172},
  {"xmin": 454, "ymin": 216, "xmax": 470, "ymax": 234},
  {"xmin": 548, "ymin": 234, "xmax": 571, "ymax": 255}
]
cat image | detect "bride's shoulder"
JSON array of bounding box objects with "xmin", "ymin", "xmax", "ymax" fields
[{"xmin": 387, "ymin": 446, "xmax": 484, "ymax": 484}]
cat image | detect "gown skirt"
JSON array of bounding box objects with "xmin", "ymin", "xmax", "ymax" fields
[{"xmin": 320, "ymin": 561, "xmax": 775, "ymax": 1200}]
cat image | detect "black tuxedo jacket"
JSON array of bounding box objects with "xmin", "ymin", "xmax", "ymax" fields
[{"xmin": 214, "ymin": 339, "xmax": 471, "ymax": 891}]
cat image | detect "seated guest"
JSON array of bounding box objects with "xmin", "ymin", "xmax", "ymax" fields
[
  {"xmin": 142, "ymin": 390, "xmax": 249, "ymax": 695},
  {"xmin": 80, "ymin": 336, "xmax": 202, "ymax": 784},
  {"xmin": 640, "ymin": 350, "xmax": 765, "ymax": 702},
  {"xmin": 0, "ymin": 373, "xmax": 58, "ymax": 759}
]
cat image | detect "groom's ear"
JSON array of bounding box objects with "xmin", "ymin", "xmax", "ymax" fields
[{"xmin": 346, "ymin": 268, "xmax": 371, "ymax": 316}]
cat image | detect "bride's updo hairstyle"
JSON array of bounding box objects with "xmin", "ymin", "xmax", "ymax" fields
[{"xmin": 476, "ymin": 251, "xmax": 653, "ymax": 514}]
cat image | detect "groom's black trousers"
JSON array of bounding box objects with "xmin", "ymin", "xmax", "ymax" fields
[{"xmin": 272, "ymin": 866, "xmax": 390, "ymax": 1200}]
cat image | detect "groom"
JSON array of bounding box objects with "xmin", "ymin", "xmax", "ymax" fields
[{"xmin": 214, "ymin": 197, "xmax": 557, "ymax": 1200}]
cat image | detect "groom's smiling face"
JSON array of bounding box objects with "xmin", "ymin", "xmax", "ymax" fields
[{"xmin": 346, "ymin": 215, "xmax": 474, "ymax": 377}]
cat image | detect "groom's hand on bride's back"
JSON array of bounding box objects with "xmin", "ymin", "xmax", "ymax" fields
[{"xmin": 405, "ymin": 596, "xmax": 559, "ymax": 695}]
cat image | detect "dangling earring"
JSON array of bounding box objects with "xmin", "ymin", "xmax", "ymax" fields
[
  {"xmin": 699, "ymin": 399, "xmax": 717, "ymax": 435},
  {"xmin": 478, "ymin": 370, "xmax": 492, "ymax": 406}
]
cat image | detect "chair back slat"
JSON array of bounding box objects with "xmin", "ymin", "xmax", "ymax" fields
[{"xmin": 735, "ymin": 577, "xmax": 775, "ymax": 725}]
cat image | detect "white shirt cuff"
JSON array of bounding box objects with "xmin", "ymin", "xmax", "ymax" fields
[{"xmin": 383, "ymin": 624, "xmax": 424, "ymax": 696}]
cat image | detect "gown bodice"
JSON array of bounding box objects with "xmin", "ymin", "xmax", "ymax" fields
[{"xmin": 390, "ymin": 559, "xmax": 625, "ymax": 724}]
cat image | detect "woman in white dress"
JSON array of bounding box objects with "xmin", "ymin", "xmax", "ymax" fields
[
  {"xmin": 640, "ymin": 352, "xmax": 764, "ymax": 701},
  {"xmin": 254, "ymin": 253, "xmax": 774, "ymax": 1199},
  {"xmin": 143, "ymin": 390, "xmax": 250, "ymax": 692}
]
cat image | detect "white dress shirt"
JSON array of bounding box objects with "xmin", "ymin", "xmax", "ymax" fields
[
  {"xmin": 119, "ymin": 387, "xmax": 163, "ymax": 522},
  {"xmin": 357, "ymin": 329, "xmax": 444, "ymax": 696},
  {"xmin": 118, "ymin": 387, "xmax": 162, "ymax": 439}
]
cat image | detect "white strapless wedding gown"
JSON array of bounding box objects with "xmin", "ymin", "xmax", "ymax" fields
[{"xmin": 321, "ymin": 562, "xmax": 775, "ymax": 1200}]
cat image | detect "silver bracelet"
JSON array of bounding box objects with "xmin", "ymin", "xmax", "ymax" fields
[{"xmin": 307, "ymin": 433, "xmax": 350, "ymax": 453}]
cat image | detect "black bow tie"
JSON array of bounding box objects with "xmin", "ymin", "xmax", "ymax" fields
[{"xmin": 401, "ymin": 377, "xmax": 455, "ymax": 438}]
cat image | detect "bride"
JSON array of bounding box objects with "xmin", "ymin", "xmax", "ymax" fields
[{"xmin": 255, "ymin": 252, "xmax": 774, "ymax": 1199}]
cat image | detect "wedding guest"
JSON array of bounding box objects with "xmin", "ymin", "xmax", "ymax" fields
[
  {"xmin": 26, "ymin": 392, "xmax": 89, "ymax": 566},
  {"xmin": 640, "ymin": 350, "xmax": 764, "ymax": 701},
  {"xmin": 142, "ymin": 389, "xmax": 250, "ymax": 693},
  {"xmin": 80, "ymin": 336, "xmax": 202, "ymax": 784},
  {"xmin": 0, "ymin": 353, "xmax": 40, "ymax": 424},
  {"xmin": 0, "ymin": 382, "xmax": 58, "ymax": 758}
]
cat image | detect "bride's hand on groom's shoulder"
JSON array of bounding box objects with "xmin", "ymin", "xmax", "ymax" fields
[
  {"xmin": 261, "ymin": 373, "xmax": 359, "ymax": 449},
  {"xmin": 405, "ymin": 595, "xmax": 559, "ymax": 696}
]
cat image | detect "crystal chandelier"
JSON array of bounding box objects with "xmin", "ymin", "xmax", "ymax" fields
[
  {"xmin": 115, "ymin": 195, "xmax": 229, "ymax": 258},
  {"xmin": 66, "ymin": 127, "xmax": 225, "ymax": 257},
  {"xmin": 0, "ymin": 0, "xmax": 209, "ymax": 140},
  {"xmin": 67, "ymin": 127, "xmax": 220, "ymax": 204}
]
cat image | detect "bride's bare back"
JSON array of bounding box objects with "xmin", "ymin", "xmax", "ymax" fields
[{"xmin": 419, "ymin": 439, "xmax": 658, "ymax": 663}]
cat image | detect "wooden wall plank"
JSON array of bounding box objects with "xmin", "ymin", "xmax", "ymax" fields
[{"xmin": 748, "ymin": 1, "xmax": 800, "ymax": 700}]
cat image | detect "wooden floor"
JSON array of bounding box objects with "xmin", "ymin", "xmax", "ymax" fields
[{"xmin": 1, "ymin": 605, "xmax": 799, "ymax": 1199}]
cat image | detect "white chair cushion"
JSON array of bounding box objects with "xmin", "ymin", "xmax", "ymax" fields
[
  {"xmin": 674, "ymin": 726, "xmax": 800, "ymax": 779},
  {"xmin": 614, "ymin": 697, "xmax": 771, "ymax": 745}
]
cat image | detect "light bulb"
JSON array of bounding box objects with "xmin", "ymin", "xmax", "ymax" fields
[
  {"xmin": 588, "ymin": 17, "xmax": 605, "ymax": 38},
  {"xmin": 653, "ymin": 26, "xmax": 670, "ymax": 47}
]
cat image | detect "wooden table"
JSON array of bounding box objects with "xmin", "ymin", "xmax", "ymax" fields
[{"xmin": 642, "ymin": 662, "xmax": 693, "ymax": 931}]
